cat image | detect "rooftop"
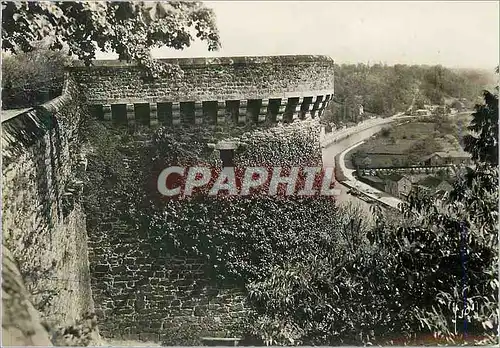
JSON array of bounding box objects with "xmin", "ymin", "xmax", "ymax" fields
[
  {"xmin": 418, "ymin": 175, "xmax": 443, "ymax": 188},
  {"xmin": 421, "ymin": 150, "xmax": 471, "ymax": 161},
  {"xmin": 379, "ymin": 173, "xmax": 409, "ymax": 182},
  {"xmin": 360, "ymin": 175, "xmax": 385, "ymax": 183}
]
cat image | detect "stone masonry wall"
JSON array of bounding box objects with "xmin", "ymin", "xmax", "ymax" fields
[
  {"xmin": 87, "ymin": 214, "xmax": 248, "ymax": 343},
  {"xmin": 70, "ymin": 55, "xmax": 335, "ymax": 104},
  {"xmin": 2, "ymin": 75, "xmax": 95, "ymax": 336},
  {"xmin": 83, "ymin": 119, "xmax": 323, "ymax": 343},
  {"xmin": 83, "ymin": 124, "xmax": 249, "ymax": 343}
]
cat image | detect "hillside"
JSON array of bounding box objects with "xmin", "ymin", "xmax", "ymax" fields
[{"xmin": 323, "ymin": 63, "xmax": 495, "ymax": 124}]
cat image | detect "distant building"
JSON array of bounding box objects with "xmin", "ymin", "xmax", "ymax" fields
[
  {"xmin": 415, "ymin": 109, "xmax": 431, "ymax": 116},
  {"xmin": 415, "ymin": 175, "xmax": 454, "ymax": 199},
  {"xmin": 421, "ymin": 151, "xmax": 472, "ymax": 166},
  {"xmin": 382, "ymin": 174, "xmax": 412, "ymax": 198}
]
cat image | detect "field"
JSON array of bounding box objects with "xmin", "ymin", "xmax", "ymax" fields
[{"xmin": 346, "ymin": 117, "xmax": 466, "ymax": 169}]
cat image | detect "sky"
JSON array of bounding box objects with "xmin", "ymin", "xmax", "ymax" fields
[{"xmin": 95, "ymin": 1, "xmax": 500, "ymax": 70}]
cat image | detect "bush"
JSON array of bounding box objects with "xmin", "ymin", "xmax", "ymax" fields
[
  {"xmin": 368, "ymin": 173, "xmax": 498, "ymax": 344},
  {"xmin": 50, "ymin": 312, "xmax": 100, "ymax": 346},
  {"xmin": 245, "ymin": 203, "xmax": 418, "ymax": 345},
  {"xmin": 380, "ymin": 127, "xmax": 392, "ymax": 137},
  {"xmin": 2, "ymin": 45, "xmax": 72, "ymax": 109}
]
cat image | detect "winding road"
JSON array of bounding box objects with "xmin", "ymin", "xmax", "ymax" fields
[{"xmin": 321, "ymin": 114, "xmax": 410, "ymax": 216}]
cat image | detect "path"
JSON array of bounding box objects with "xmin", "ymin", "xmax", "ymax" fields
[
  {"xmin": 337, "ymin": 141, "xmax": 403, "ymax": 210},
  {"xmin": 322, "ymin": 140, "xmax": 373, "ymax": 218},
  {"xmin": 321, "ymin": 113, "xmax": 411, "ymax": 213}
]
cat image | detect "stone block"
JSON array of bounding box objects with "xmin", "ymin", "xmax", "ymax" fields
[
  {"xmin": 238, "ymin": 100, "xmax": 248, "ymax": 124},
  {"xmin": 216, "ymin": 101, "xmax": 226, "ymax": 124},
  {"xmin": 276, "ymin": 98, "xmax": 288, "ymax": 122},
  {"xmin": 172, "ymin": 102, "xmax": 181, "ymax": 125},
  {"xmin": 149, "ymin": 102, "xmax": 158, "ymax": 127},
  {"xmin": 258, "ymin": 99, "xmax": 269, "ymax": 123},
  {"xmin": 194, "ymin": 101, "xmax": 204, "ymax": 125},
  {"xmin": 102, "ymin": 104, "xmax": 112, "ymax": 121}
]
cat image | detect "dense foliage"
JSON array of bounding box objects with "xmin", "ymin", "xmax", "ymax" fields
[
  {"xmin": 246, "ymin": 204, "xmax": 410, "ymax": 346},
  {"xmin": 2, "ymin": 1, "xmax": 220, "ymax": 78},
  {"xmin": 464, "ymin": 90, "xmax": 498, "ymax": 166},
  {"xmin": 240, "ymin": 84, "xmax": 498, "ymax": 345},
  {"xmin": 2, "ymin": 46, "xmax": 71, "ymax": 109}
]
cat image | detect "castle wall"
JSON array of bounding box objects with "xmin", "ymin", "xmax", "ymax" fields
[
  {"xmin": 2, "ymin": 76, "xmax": 94, "ymax": 336},
  {"xmin": 3, "ymin": 55, "xmax": 335, "ymax": 344},
  {"xmin": 83, "ymin": 120, "xmax": 323, "ymax": 342},
  {"xmin": 70, "ymin": 55, "xmax": 335, "ymax": 127}
]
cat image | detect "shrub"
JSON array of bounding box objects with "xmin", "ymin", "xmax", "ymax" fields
[
  {"xmin": 368, "ymin": 175, "xmax": 498, "ymax": 344},
  {"xmin": 381, "ymin": 126, "xmax": 392, "ymax": 137},
  {"xmin": 245, "ymin": 203, "xmax": 418, "ymax": 345},
  {"xmin": 2, "ymin": 45, "xmax": 72, "ymax": 109},
  {"xmin": 50, "ymin": 312, "xmax": 100, "ymax": 346}
]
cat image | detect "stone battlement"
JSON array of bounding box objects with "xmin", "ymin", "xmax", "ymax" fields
[
  {"xmin": 69, "ymin": 55, "xmax": 335, "ymax": 128},
  {"xmin": 70, "ymin": 54, "xmax": 334, "ymax": 68}
]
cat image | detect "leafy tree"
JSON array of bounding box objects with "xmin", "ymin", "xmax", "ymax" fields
[
  {"xmin": 464, "ymin": 90, "xmax": 498, "ymax": 166},
  {"xmin": 2, "ymin": 44, "xmax": 72, "ymax": 108},
  {"xmin": 2, "ymin": 1, "xmax": 221, "ymax": 77},
  {"xmin": 361, "ymin": 156, "xmax": 372, "ymax": 168},
  {"xmin": 245, "ymin": 203, "xmax": 409, "ymax": 346},
  {"xmin": 370, "ymin": 72, "xmax": 499, "ymax": 344}
]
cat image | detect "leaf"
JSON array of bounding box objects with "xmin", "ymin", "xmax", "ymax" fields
[{"xmin": 483, "ymin": 320, "xmax": 493, "ymax": 329}]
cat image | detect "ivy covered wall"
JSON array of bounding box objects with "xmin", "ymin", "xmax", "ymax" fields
[{"xmin": 82, "ymin": 117, "xmax": 338, "ymax": 343}]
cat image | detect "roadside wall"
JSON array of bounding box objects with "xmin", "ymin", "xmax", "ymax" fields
[{"xmin": 2, "ymin": 76, "xmax": 95, "ymax": 341}]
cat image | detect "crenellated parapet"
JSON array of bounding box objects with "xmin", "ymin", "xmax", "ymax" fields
[{"xmin": 68, "ymin": 55, "xmax": 335, "ymax": 128}]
